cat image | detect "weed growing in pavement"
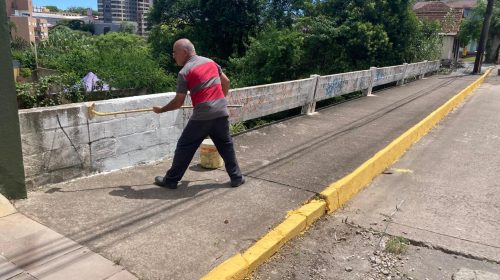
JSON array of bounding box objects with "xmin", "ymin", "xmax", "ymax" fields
[{"xmin": 384, "ymin": 236, "xmax": 409, "ymax": 254}]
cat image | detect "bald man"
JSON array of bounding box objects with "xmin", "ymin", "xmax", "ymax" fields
[{"xmin": 152, "ymin": 39, "xmax": 245, "ymax": 189}]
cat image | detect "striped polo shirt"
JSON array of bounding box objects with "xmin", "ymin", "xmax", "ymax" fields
[{"xmin": 177, "ymin": 55, "xmax": 229, "ymax": 120}]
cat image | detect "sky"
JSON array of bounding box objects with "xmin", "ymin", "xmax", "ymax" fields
[{"xmin": 33, "ymin": 0, "xmax": 97, "ymax": 10}]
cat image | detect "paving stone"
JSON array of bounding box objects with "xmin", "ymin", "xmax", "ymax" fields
[
  {"xmin": 0, "ymin": 213, "xmax": 81, "ymax": 270},
  {"xmin": 28, "ymin": 247, "xmax": 122, "ymax": 280},
  {"xmin": 0, "ymin": 255, "xmax": 23, "ymax": 280}
]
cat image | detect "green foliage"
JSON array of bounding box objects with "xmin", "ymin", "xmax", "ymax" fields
[
  {"xmin": 224, "ymin": 0, "xmax": 440, "ymax": 87},
  {"xmin": 409, "ymin": 20, "xmax": 442, "ymax": 62},
  {"xmin": 385, "ymin": 236, "xmax": 409, "ymax": 254},
  {"xmin": 65, "ymin": 6, "xmax": 94, "ymax": 15},
  {"xmin": 15, "ymin": 74, "xmax": 85, "ymax": 109},
  {"xmin": 20, "ymin": 68, "xmax": 31, "ymax": 78},
  {"xmin": 119, "ymin": 22, "xmax": 137, "ymax": 34},
  {"xmin": 91, "ymin": 32, "xmax": 175, "ymax": 92},
  {"xmin": 37, "ymin": 27, "xmax": 175, "ymax": 93},
  {"xmin": 148, "ymin": 0, "xmax": 262, "ymax": 64},
  {"xmin": 458, "ymin": 0, "xmax": 500, "ymax": 47},
  {"xmin": 16, "ymin": 83, "xmax": 36, "ymax": 109},
  {"xmin": 44, "ymin": 5, "xmax": 60, "ymax": 12},
  {"xmin": 229, "ymin": 122, "xmax": 247, "ymax": 134},
  {"xmin": 56, "ymin": 20, "xmax": 95, "ymax": 34},
  {"xmin": 229, "ymin": 26, "xmax": 304, "ymax": 86}
]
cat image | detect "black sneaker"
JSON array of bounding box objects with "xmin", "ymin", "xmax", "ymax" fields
[
  {"xmin": 230, "ymin": 176, "xmax": 246, "ymax": 188},
  {"xmin": 154, "ymin": 176, "xmax": 178, "ymax": 189}
]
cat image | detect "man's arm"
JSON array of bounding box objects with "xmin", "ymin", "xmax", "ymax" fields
[
  {"xmin": 220, "ymin": 72, "xmax": 230, "ymax": 96},
  {"xmin": 153, "ymin": 93, "xmax": 186, "ymax": 114}
]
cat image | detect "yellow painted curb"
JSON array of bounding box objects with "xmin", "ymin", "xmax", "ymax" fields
[
  {"xmin": 289, "ymin": 200, "xmax": 326, "ymax": 227},
  {"xmin": 201, "ymin": 69, "xmax": 491, "ymax": 279},
  {"xmin": 0, "ymin": 193, "xmax": 16, "ymax": 218},
  {"xmin": 201, "ymin": 254, "xmax": 248, "ymax": 280},
  {"xmin": 321, "ymin": 69, "xmax": 492, "ymax": 212}
]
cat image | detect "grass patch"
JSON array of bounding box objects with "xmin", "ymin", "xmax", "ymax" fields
[
  {"xmin": 230, "ymin": 107, "xmax": 302, "ymax": 135},
  {"xmin": 385, "ymin": 236, "xmax": 409, "ymax": 254}
]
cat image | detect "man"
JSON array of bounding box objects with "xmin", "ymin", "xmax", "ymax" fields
[{"xmin": 152, "ymin": 39, "xmax": 245, "ymax": 189}]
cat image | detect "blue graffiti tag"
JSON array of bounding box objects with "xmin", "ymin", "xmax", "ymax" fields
[{"xmin": 324, "ymin": 78, "xmax": 347, "ymax": 98}]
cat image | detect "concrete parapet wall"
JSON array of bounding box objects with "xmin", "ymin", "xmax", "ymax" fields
[
  {"xmin": 19, "ymin": 60, "xmax": 440, "ymax": 188},
  {"xmin": 316, "ymin": 70, "xmax": 372, "ymax": 101},
  {"xmin": 227, "ymin": 78, "xmax": 315, "ymax": 123}
]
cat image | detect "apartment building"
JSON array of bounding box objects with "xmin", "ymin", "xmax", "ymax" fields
[
  {"xmin": 5, "ymin": 0, "xmax": 48, "ymax": 43},
  {"xmin": 97, "ymin": 0, "xmax": 153, "ymax": 35}
]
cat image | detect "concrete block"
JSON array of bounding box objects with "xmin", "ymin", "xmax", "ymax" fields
[
  {"xmin": 227, "ymin": 78, "xmax": 313, "ymax": 123},
  {"xmin": 19, "ymin": 104, "xmax": 88, "ymax": 131},
  {"xmin": 89, "ymin": 119, "xmax": 127, "ymax": 141},
  {"xmin": 91, "ymin": 138, "xmax": 117, "ymax": 161},
  {"xmin": 115, "ymin": 130, "xmax": 160, "ymax": 155},
  {"xmin": 21, "ymin": 125, "xmax": 89, "ymax": 156},
  {"xmin": 95, "ymin": 145, "xmax": 161, "ymax": 172},
  {"xmin": 87, "ymin": 93, "xmax": 175, "ymax": 124},
  {"xmin": 158, "ymin": 126, "xmax": 182, "ymax": 145},
  {"xmin": 23, "ymin": 145, "xmax": 90, "ymax": 177}
]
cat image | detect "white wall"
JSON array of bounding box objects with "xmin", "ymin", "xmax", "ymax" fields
[{"xmin": 19, "ymin": 60, "xmax": 440, "ymax": 188}]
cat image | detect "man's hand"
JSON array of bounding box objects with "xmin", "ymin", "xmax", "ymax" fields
[
  {"xmin": 153, "ymin": 93, "xmax": 186, "ymax": 114},
  {"xmin": 153, "ymin": 106, "xmax": 164, "ymax": 114}
]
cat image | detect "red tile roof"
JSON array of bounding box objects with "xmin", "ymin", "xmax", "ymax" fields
[
  {"xmin": 442, "ymin": 0, "xmax": 477, "ymax": 9},
  {"xmin": 413, "ymin": 1, "xmax": 464, "ymax": 34}
]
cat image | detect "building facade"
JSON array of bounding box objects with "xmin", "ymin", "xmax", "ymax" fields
[
  {"xmin": 5, "ymin": 0, "xmax": 48, "ymax": 43},
  {"xmin": 97, "ymin": 0, "xmax": 153, "ymax": 35},
  {"xmin": 413, "ymin": 1, "xmax": 464, "ymax": 65}
]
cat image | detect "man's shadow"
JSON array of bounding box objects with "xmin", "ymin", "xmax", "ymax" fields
[{"xmin": 108, "ymin": 180, "xmax": 231, "ymax": 200}]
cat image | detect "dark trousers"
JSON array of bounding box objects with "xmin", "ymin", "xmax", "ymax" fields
[{"xmin": 164, "ymin": 116, "xmax": 242, "ymax": 183}]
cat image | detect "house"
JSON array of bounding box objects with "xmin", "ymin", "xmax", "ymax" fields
[
  {"xmin": 5, "ymin": 0, "xmax": 48, "ymax": 43},
  {"xmin": 413, "ymin": 1, "xmax": 464, "ymax": 65},
  {"xmin": 443, "ymin": 0, "xmax": 478, "ymax": 55}
]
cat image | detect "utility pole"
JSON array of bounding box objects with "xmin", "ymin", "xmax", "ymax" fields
[
  {"xmin": 0, "ymin": 0, "xmax": 27, "ymax": 199},
  {"xmin": 473, "ymin": 0, "xmax": 495, "ymax": 74}
]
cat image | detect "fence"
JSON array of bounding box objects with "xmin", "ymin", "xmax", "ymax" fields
[{"xmin": 18, "ymin": 60, "xmax": 440, "ymax": 188}]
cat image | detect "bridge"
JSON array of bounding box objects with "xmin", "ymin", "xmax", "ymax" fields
[{"xmin": 1, "ymin": 65, "xmax": 498, "ymax": 279}]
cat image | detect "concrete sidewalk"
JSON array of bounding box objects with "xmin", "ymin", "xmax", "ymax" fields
[
  {"xmin": 251, "ymin": 69, "xmax": 500, "ymax": 279},
  {"xmin": 337, "ymin": 69, "xmax": 500, "ymax": 263},
  {"xmin": 0, "ymin": 196, "xmax": 137, "ymax": 280},
  {"xmin": 4, "ymin": 72, "xmax": 483, "ymax": 279}
]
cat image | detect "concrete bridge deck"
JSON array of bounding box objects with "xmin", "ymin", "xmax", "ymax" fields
[{"xmin": 1, "ymin": 69, "xmax": 496, "ymax": 280}]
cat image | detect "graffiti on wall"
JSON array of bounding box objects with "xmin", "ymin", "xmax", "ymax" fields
[{"xmin": 227, "ymin": 79, "xmax": 313, "ymax": 122}]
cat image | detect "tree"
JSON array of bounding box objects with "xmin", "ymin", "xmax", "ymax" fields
[
  {"xmin": 148, "ymin": 0, "xmax": 262, "ymax": 64},
  {"xmin": 45, "ymin": 5, "xmax": 60, "ymax": 12},
  {"xmin": 56, "ymin": 19, "xmax": 95, "ymax": 34},
  {"xmin": 459, "ymin": 0, "xmax": 500, "ymax": 63},
  {"xmin": 458, "ymin": 2, "xmax": 485, "ymax": 48},
  {"xmin": 230, "ymin": 26, "xmax": 304, "ymax": 86},
  {"xmin": 119, "ymin": 22, "xmax": 137, "ymax": 34},
  {"xmin": 65, "ymin": 6, "xmax": 95, "ymax": 15},
  {"xmin": 38, "ymin": 27, "xmax": 175, "ymax": 92},
  {"xmin": 473, "ymin": 0, "xmax": 495, "ymax": 73}
]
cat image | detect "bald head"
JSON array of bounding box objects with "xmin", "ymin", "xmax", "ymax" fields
[
  {"xmin": 173, "ymin": 39, "xmax": 196, "ymax": 66},
  {"xmin": 174, "ymin": 39, "xmax": 196, "ymax": 54}
]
